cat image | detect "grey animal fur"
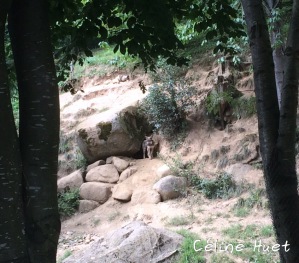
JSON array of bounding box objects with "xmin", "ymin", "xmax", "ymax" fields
[{"xmin": 142, "ymin": 135, "xmax": 155, "ymax": 159}]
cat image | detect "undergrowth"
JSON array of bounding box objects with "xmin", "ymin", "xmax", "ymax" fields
[
  {"xmin": 160, "ymin": 154, "xmax": 196, "ymax": 183},
  {"xmin": 176, "ymin": 229, "xmax": 206, "ymax": 263},
  {"xmin": 191, "ymin": 172, "xmax": 243, "ymax": 199},
  {"xmin": 58, "ymin": 188, "xmax": 80, "ymax": 217}
]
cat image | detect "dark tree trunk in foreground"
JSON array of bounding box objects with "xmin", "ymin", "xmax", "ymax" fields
[
  {"xmin": 241, "ymin": 0, "xmax": 299, "ymax": 262},
  {"xmin": 0, "ymin": 1, "xmax": 28, "ymax": 261},
  {"xmin": 0, "ymin": 0, "xmax": 61, "ymax": 261},
  {"xmin": 8, "ymin": 0, "xmax": 61, "ymax": 261}
]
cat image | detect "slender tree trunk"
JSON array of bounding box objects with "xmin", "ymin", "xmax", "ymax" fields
[
  {"xmin": 8, "ymin": 0, "xmax": 61, "ymax": 261},
  {"xmin": 241, "ymin": 0, "xmax": 299, "ymax": 262},
  {"xmin": 0, "ymin": 1, "xmax": 29, "ymax": 262}
]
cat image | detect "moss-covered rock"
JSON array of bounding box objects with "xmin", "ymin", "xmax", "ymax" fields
[
  {"xmin": 96, "ymin": 122, "xmax": 112, "ymax": 141},
  {"xmin": 76, "ymin": 106, "xmax": 151, "ymax": 163}
]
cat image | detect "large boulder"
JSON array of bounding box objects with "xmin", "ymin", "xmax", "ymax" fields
[
  {"xmin": 86, "ymin": 160, "xmax": 106, "ymax": 173},
  {"xmin": 118, "ymin": 166, "xmax": 138, "ymax": 183},
  {"xmin": 153, "ymin": 175, "xmax": 187, "ymax": 201},
  {"xmin": 112, "ymin": 157, "xmax": 129, "ymax": 173},
  {"xmin": 112, "ymin": 184, "xmax": 133, "ymax": 202},
  {"xmin": 131, "ymin": 189, "xmax": 161, "ymax": 204},
  {"xmin": 79, "ymin": 182, "xmax": 113, "ymax": 204},
  {"xmin": 57, "ymin": 169, "xmax": 84, "ymax": 192},
  {"xmin": 85, "ymin": 164, "xmax": 119, "ymax": 183},
  {"xmin": 78, "ymin": 200, "xmax": 99, "ymax": 213},
  {"xmin": 156, "ymin": 164, "xmax": 172, "ymax": 179},
  {"xmin": 63, "ymin": 221, "xmax": 183, "ymax": 263},
  {"xmin": 76, "ymin": 106, "xmax": 149, "ymax": 163}
]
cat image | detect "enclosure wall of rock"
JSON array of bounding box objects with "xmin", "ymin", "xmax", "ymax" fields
[{"xmin": 57, "ymin": 156, "xmax": 187, "ymax": 213}]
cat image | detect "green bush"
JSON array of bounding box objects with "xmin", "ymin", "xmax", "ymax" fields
[
  {"xmin": 141, "ymin": 80, "xmax": 196, "ymax": 138},
  {"xmin": 205, "ymin": 89, "xmax": 235, "ymax": 118},
  {"xmin": 58, "ymin": 188, "xmax": 80, "ymax": 217},
  {"xmin": 232, "ymin": 96, "xmax": 256, "ymax": 118},
  {"xmin": 195, "ymin": 172, "xmax": 237, "ymax": 199}
]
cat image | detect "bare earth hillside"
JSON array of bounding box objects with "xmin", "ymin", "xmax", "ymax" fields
[{"xmin": 57, "ymin": 65, "xmax": 281, "ymax": 263}]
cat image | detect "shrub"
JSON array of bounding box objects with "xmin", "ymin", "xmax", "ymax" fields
[
  {"xmin": 160, "ymin": 154, "xmax": 196, "ymax": 182},
  {"xmin": 205, "ymin": 89, "xmax": 235, "ymax": 119},
  {"xmin": 196, "ymin": 172, "xmax": 237, "ymax": 199},
  {"xmin": 231, "ymin": 96, "xmax": 256, "ymax": 118},
  {"xmin": 141, "ymin": 80, "xmax": 196, "ymax": 138},
  {"xmin": 58, "ymin": 188, "xmax": 80, "ymax": 217}
]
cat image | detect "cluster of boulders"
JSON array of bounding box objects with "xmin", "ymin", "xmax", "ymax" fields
[{"xmin": 57, "ymin": 157, "xmax": 188, "ymax": 213}]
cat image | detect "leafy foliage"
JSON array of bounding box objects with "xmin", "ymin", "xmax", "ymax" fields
[
  {"xmin": 160, "ymin": 154, "xmax": 196, "ymax": 182},
  {"xmin": 58, "ymin": 188, "xmax": 80, "ymax": 217},
  {"xmin": 141, "ymin": 79, "xmax": 196, "ymax": 138},
  {"xmin": 205, "ymin": 89, "xmax": 235, "ymax": 118},
  {"xmin": 192, "ymin": 172, "xmax": 237, "ymax": 199},
  {"xmin": 205, "ymin": 88, "xmax": 254, "ymax": 121},
  {"xmin": 231, "ymin": 96, "xmax": 256, "ymax": 118}
]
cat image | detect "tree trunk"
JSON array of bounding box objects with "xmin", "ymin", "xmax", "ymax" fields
[
  {"xmin": 0, "ymin": 1, "xmax": 29, "ymax": 262},
  {"xmin": 8, "ymin": 0, "xmax": 61, "ymax": 262},
  {"xmin": 241, "ymin": 0, "xmax": 299, "ymax": 262}
]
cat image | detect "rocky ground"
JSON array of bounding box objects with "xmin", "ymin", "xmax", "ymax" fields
[{"xmin": 56, "ymin": 64, "xmax": 280, "ymax": 262}]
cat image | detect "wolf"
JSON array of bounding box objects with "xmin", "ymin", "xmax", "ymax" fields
[{"xmin": 142, "ymin": 135, "xmax": 155, "ymax": 159}]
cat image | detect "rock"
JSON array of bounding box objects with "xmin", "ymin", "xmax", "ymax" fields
[
  {"xmin": 112, "ymin": 157, "xmax": 129, "ymax": 173},
  {"xmin": 118, "ymin": 167, "xmax": 138, "ymax": 183},
  {"xmin": 107, "ymin": 156, "xmax": 133, "ymax": 164},
  {"xmin": 217, "ymin": 156, "xmax": 229, "ymax": 169},
  {"xmin": 57, "ymin": 169, "xmax": 83, "ymax": 192},
  {"xmin": 112, "ymin": 184, "xmax": 133, "ymax": 202},
  {"xmin": 79, "ymin": 182, "xmax": 113, "ymax": 203},
  {"xmin": 106, "ymin": 156, "xmax": 113, "ymax": 164},
  {"xmin": 76, "ymin": 106, "xmax": 150, "ymax": 163},
  {"xmin": 86, "ymin": 164, "xmax": 119, "ymax": 183},
  {"xmin": 153, "ymin": 175, "xmax": 187, "ymax": 201},
  {"xmin": 156, "ymin": 164, "xmax": 172, "ymax": 179},
  {"xmin": 131, "ymin": 189, "xmax": 161, "ymax": 204},
  {"xmin": 234, "ymin": 134, "xmax": 259, "ymax": 163},
  {"xmin": 63, "ymin": 221, "xmax": 183, "ymax": 263},
  {"xmin": 225, "ymin": 163, "xmax": 264, "ymax": 186},
  {"xmin": 86, "ymin": 160, "xmax": 106, "ymax": 173},
  {"xmin": 79, "ymin": 200, "xmax": 99, "ymax": 213}
]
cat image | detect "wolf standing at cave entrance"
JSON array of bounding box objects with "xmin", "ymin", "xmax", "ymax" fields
[{"xmin": 142, "ymin": 135, "xmax": 155, "ymax": 159}]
